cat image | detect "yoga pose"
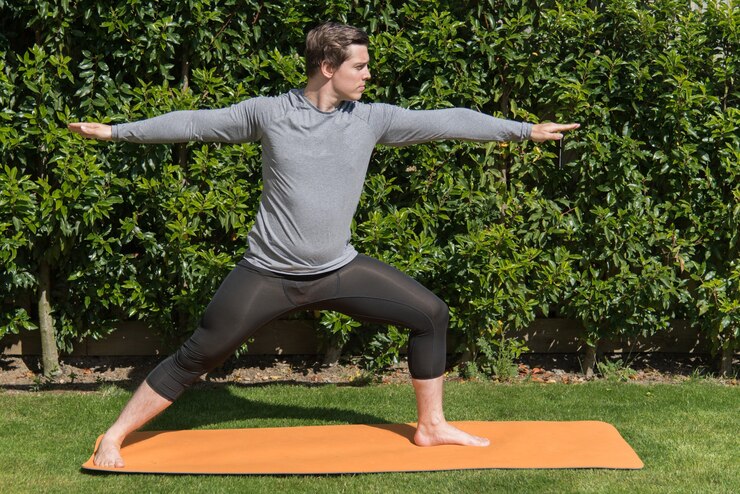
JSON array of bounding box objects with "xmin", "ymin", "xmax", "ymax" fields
[{"xmin": 69, "ymin": 22, "xmax": 579, "ymax": 468}]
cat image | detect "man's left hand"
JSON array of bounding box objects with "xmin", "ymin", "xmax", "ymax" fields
[{"xmin": 530, "ymin": 122, "xmax": 580, "ymax": 142}]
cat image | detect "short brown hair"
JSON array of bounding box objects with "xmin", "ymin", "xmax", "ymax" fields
[{"xmin": 305, "ymin": 22, "xmax": 369, "ymax": 77}]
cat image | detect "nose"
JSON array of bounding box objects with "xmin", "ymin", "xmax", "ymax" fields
[{"xmin": 363, "ymin": 67, "xmax": 371, "ymax": 80}]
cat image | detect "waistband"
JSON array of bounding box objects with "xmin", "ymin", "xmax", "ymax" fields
[{"xmin": 237, "ymin": 258, "xmax": 342, "ymax": 282}]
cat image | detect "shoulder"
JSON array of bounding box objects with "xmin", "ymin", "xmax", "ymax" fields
[
  {"xmin": 345, "ymin": 100, "xmax": 401, "ymax": 123},
  {"xmin": 233, "ymin": 92, "xmax": 293, "ymax": 111},
  {"xmin": 227, "ymin": 91, "xmax": 301, "ymax": 125},
  {"xmin": 339, "ymin": 100, "xmax": 402, "ymax": 141}
]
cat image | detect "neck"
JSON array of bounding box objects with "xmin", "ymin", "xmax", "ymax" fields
[{"xmin": 303, "ymin": 78, "xmax": 342, "ymax": 112}]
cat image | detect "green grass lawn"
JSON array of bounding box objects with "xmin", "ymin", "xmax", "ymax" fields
[{"xmin": 0, "ymin": 380, "xmax": 737, "ymax": 493}]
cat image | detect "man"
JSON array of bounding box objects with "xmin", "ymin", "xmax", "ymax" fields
[{"xmin": 70, "ymin": 22, "xmax": 579, "ymax": 468}]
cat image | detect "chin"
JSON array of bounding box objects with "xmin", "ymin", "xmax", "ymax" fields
[{"xmin": 339, "ymin": 90, "xmax": 364, "ymax": 102}]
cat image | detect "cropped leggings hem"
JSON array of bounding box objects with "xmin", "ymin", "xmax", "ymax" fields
[{"xmin": 146, "ymin": 254, "xmax": 449, "ymax": 401}]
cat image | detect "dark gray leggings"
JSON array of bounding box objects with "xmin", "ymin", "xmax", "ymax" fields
[{"xmin": 146, "ymin": 254, "xmax": 449, "ymax": 400}]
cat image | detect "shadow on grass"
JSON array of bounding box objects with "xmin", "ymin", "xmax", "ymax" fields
[{"xmin": 146, "ymin": 385, "xmax": 395, "ymax": 432}]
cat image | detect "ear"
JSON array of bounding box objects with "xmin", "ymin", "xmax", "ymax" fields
[{"xmin": 319, "ymin": 60, "xmax": 336, "ymax": 79}]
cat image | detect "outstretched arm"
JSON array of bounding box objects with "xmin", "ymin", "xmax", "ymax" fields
[
  {"xmin": 374, "ymin": 105, "xmax": 579, "ymax": 146},
  {"xmin": 68, "ymin": 99, "xmax": 267, "ymax": 144},
  {"xmin": 68, "ymin": 122, "xmax": 112, "ymax": 140}
]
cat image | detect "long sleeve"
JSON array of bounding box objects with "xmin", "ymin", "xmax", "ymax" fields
[
  {"xmin": 111, "ymin": 98, "xmax": 270, "ymax": 144},
  {"xmin": 370, "ymin": 104, "xmax": 532, "ymax": 146}
]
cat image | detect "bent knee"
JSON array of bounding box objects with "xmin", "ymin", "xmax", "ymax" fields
[{"xmin": 426, "ymin": 297, "xmax": 449, "ymax": 332}]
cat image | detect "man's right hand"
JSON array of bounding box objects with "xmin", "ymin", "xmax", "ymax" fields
[{"xmin": 68, "ymin": 122, "xmax": 113, "ymax": 141}]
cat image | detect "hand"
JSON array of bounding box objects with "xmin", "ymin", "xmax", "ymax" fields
[
  {"xmin": 530, "ymin": 122, "xmax": 580, "ymax": 142},
  {"xmin": 68, "ymin": 122, "xmax": 113, "ymax": 141}
]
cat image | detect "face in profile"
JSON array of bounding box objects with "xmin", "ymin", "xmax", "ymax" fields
[{"xmin": 326, "ymin": 44, "xmax": 371, "ymax": 101}]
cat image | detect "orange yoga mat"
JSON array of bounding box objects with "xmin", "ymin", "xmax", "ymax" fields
[{"xmin": 82, "ymin": 421, "xmax": 643, "ymax": 474}]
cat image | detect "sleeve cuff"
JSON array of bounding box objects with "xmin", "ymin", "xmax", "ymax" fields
[{"xmin": 521, "ymin": 122, "xmax": 533, "ymax": 141}]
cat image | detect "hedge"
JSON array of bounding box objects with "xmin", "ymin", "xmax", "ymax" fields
[{"xmin": 0, "ymin": 0, "xmax": 737, "ymax": 375}]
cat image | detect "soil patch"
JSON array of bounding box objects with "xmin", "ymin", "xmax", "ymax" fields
[{"xmin": 1, "ymin": 352, "xmax": 736, "ymax": 393}]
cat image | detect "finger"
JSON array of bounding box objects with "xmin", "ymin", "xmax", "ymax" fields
[
  {"xmin": 68, "ymin": 122, "xmax": 96, "ymax": 135},
  {"xmin": 68, "ymin": 123, "xmax": 93, "ymax": 138},
  {"xmin": 68, "ymin": 122, "xmax": 110, "ymax": 140},
  {"xmin": 557, "ymin": 123, "xmax": 580, "ymax": 132},
  {"xmin": 534, "ymin": 131, "xmax": 563, "ymax": 142},
  {"xmin": 545, "ymin": 123, "xmax": 579, "ymax": 132}
]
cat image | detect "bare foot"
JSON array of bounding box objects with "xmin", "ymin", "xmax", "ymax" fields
[
  {"xmin": 414, "ymin": 421, "xmax": 490, "ymax": 447},
  {"xmin": 93, "ymin": 435, "xmax": 125, "ymax": 468}
]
